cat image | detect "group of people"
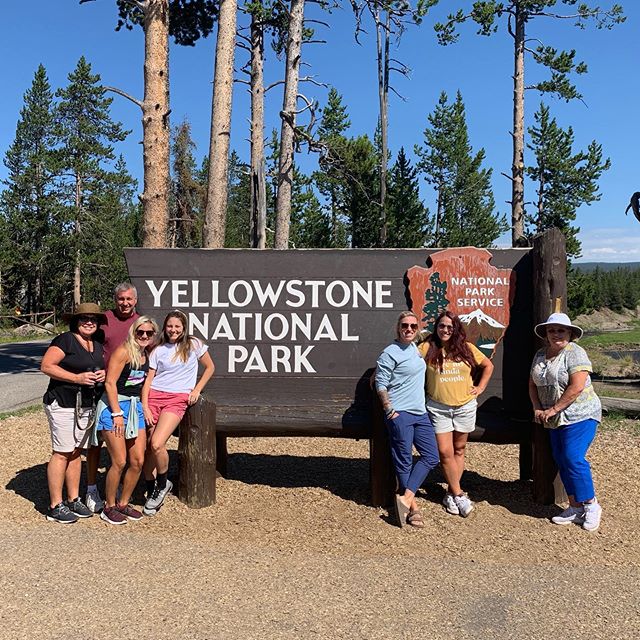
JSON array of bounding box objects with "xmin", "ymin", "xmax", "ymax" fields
[
  {"xmin": 376, "ymin": 309, "xmax": 603, "ymax": 533},
  {"xmin": 41, "ymin": 283, "xmax": 214, "ymax": 525},
  {"xmin": 40, "ymin": 282, "xmax": 602, "ymax": 533}
]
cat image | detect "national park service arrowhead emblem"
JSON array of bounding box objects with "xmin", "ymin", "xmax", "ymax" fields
[{"xmin": 407, "ymin": 248, "xmax": 516, "ymax": 358}]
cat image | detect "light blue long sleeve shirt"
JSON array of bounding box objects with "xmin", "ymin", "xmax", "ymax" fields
[{"xmin": 375, "ymin": 341, "xmax": 426, "ymax": 415}]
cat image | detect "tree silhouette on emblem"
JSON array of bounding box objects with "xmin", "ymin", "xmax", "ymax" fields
[{"xmin": 422, "ymin": 272, "xmax": 450, "ymax": 332}]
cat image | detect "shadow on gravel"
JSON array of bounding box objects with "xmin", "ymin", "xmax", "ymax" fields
[
  {"xmin": 460, "ymin": 470, "xmax": 554, "ymax": 520},
  {"xmin": 6, "ymin": 448, "xmax": 180, "ymax": 513},
  {"xmin": 226, "ymin": 452, "xmax": 372, "ymax": 506}
]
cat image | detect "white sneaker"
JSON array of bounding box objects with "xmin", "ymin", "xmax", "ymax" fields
[
  {"xmin": 453, "ymin": 493, "xmax": 474, "ymax": 518},
  {"xmin": 551, "ymin": 505, "xmax": 584, "ymax": 525},
  {"xmin": 582, "ymin": 500, "xmax": 602, "ymax": 533},
  {"xmin": 85, "ymin": 488, "xmax": 105, "ymax": 514},
  {"xmin": 442, "ymin": 493, "xmax": 459, "ymax": 515}
]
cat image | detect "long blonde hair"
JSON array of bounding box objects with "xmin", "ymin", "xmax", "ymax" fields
[
  {"xmin": 123, "ymin": 315, "xmax": 159, "ymax": 369},
  {"xmin": 160, "ymin": 310, "xmax": 198, "ymax": 363}
]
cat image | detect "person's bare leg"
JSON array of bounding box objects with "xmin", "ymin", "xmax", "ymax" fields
[
  {"xmin": 64, "ymin": 449, "xmax": 82, "ymax": 500},
  {"xmin": 436, "ymin": 432, "xmax": 462, "ymax": 495},
  {"xmin": 47, "ymin": 451, "xmax": 70, "ymax": 507},
  {"xmin": 86, "ymin": 444, "xmax": 101, "ymax": 486},
  {"xmin": 102, "ymin": 432, "xmax": 126, "ymax": 507},
  {"xmin": 451, "ymin": 432, "xmax": 469, "ymax": 493},
  {"xmin": 119, "ymin": 431, "xmax": 146, "ymax": 505}
]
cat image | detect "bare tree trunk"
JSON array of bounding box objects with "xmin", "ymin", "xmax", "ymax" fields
[
  {"xmin": 141, "ymin": 0, "xmax": 170, "ymax": 248},
  {"xmin": 511, "ymin": 8, "xmax": 526, "ymax": 246},
  {"xmin": 274, "ymin": 0, "xmax": 305, "ymax": 249},
  {"xmin": 435, "ymin": 181, "xmax": 444, "ymax": 247},
  {"xmin": 376, "ymin": 9, "xmax": 390, "ymax": 247},
  {"xmin": 249, "ymin": 12, "xmax": 266, "ymax": 249},
  {"xmin": 74, "ymin": 174, "xmax": 82, "ymax": 307},
  {"xmin": 203, "ymin": 0, "xmax": 238, "ymax": 248}
]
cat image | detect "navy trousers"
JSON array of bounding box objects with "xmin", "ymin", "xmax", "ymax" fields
[{"xmin": 385, "ymin": 410, "xmax": 439, "ymax": 495}]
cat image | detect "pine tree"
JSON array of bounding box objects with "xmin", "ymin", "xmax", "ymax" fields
[
  {"xmin": 313, "ymin": 88, "xmax": 351, "ymax": 247},
  {"xmin": 422, "ymin": 272, "xmax": 449, "ymax": 332},
  {"xmin": 526, "ymin": 103, "xmax": 610, "ymax": 258},
  {"xmin": 415, "ymin": 91, "xmax": 507, "ymax": 247},
  {"xmin": 170, "ymin": 119, "xmax": 204, "ymax": 248},
  {"xmin": 0, "ymin": 65, "xmax": 58, "ymax": 313},
  {"xmin": 386, "ymin": 147, "xmax": 429, "ymax": 248},
  {"xmin": 54, "ymin": 56, "xmax": 130, "ymax": 307},
  {"xmin": 225, "ymin": 151, "xmax": 251, "ymax": 247},
  {"xmin": 340, "ymin": 135, "xmax": 380, "ymax": 248},
  {"xmin": 290, "ymin": 167, "xmax": 331, "ymax": 248},
  {"xmin": 430, "ymin": 1, "xmax": 624, "ymax": 246}
]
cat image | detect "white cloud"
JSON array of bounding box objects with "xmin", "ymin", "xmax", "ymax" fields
[{"xmin": 577, "ymin": 227, "xmax": 640, "ymax": 262}]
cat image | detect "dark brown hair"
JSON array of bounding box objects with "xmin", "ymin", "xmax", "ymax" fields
[{"xmin": 425, "ymin": 310, "xmax": 477, "ymax": 374}]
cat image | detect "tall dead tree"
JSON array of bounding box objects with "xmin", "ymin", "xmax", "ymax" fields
[
  {"xmin": 351, "ymin": 0, "xmax": 413, "ymax": 247},
  {"xmin": 87, "ymin": 0, "xmax": 216, "ymax": 248},
  {"xmin": 203, "ymin": 0, "xmax": 238, "ymax": 248},
  {"xmin": 274, "ymin": 0, "xmax": 305, "ymax": 249}
]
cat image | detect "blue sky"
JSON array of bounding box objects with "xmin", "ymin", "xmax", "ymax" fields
[{"xmin": 1, "ymin": 1, "xmax": 638, "ymax": 262}]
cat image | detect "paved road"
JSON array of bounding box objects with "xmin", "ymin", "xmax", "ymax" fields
[{"xmin": 0, "ymin": 340, "xmax": 49, "ymax": 413}]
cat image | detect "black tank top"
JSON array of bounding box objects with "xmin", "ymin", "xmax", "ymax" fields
[{"xmin": 115, "ymin": 359, "xmax": 149, "ymax": 397}]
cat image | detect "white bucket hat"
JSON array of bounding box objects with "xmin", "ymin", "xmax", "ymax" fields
[{"xmin": 534, "ymin": 312, "xmax": 583, "ymax": 340}]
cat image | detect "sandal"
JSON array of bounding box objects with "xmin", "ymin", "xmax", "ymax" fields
[{"xmin": 407, "ymin": 510, "xmax": 425, "ymax": 528}]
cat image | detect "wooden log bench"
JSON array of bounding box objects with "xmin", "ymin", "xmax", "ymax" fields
[{"xmin": 177, "ymin": 376, "xmax": 533, "ymax": 508}]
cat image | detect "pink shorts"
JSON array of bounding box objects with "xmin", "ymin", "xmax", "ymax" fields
[{"xmin": 148, "ymin": 389, "xmax": 189, "ymax": 423}]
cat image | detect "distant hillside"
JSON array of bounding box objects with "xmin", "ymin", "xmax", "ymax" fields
[{"xmin": 573, "ymin": 262, "xmax": 640, "ymax": 273}]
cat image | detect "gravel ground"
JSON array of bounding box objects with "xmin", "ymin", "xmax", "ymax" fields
[{"xmin": 1, "ymin": 412, "xmax": 639, "ymax": 639}]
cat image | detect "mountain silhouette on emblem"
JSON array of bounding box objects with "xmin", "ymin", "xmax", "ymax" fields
[
  {"xmin": 459, "ymin": 309, "xmax": 505, "ymax": 328},
  {"xmin": 459, "ymin": 309, "xmax": 506, "ymax": 356}
]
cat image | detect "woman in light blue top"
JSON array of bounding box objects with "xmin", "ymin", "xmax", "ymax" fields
[
  {"xmin": 529, "ymin": 313, "xmax": 603, "ymax": 533},
  {"xmin": 375, "ymin": 311, "xmax": 439, "ymax": 528}
]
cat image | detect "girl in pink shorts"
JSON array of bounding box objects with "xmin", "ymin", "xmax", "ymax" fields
[{"xmin": 141, "ymin": 311, "xmax": 215, "ymax": 515}]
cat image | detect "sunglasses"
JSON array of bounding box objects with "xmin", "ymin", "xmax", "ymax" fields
[
  {"xmin": 400, "ymin": 323, "xmax": 418, "ymax": 330},
  {"xmin": 136, "ymin": 329, "xmax": 156, "ymax": 337},
  {"xmin": 437, "ymin": 323, "xmax": 454, "ymax": 332},
  {"xmin": 547, "ymin": 327, "xmax": 569, "ymax": 334},
  {"xmin": 78, "ymin": 315, "xmax": 98, "ymax": 324}
]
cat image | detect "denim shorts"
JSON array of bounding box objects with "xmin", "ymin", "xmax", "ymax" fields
[{"xmin": 426, "ymin": 398, "xmax": 478, "ymax": 434}]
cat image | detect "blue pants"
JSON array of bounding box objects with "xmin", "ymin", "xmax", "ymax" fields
[
  {"xmin": 548, "ymin": 418, "xmax": 598, "ymax": 503},
  {"xmin": 385, "ymin": 411, "xmax": 439, "ymax": 495}
]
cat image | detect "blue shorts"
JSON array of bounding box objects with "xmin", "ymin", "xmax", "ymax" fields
[{"xmin": 97, "ymin": 398, "xmax": 145, "ymax": 434}]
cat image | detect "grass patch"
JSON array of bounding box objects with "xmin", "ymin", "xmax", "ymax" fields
[
  {"xmin": 600, "ymin": 413, "xmax": 640, "ymax": 437},
  {"xmin": 593, "ymin": 382, "xmax": 640, "ymax": 400},
  {"xmin": 0, "ymin": 333, "xmax": 54, "ymax": 344},
  {"xmin": 0, "ymin": 404, "xmax": 41, "ymax": 421},
  {"xmin": 581, "ymin": 321, "xmax": 640, "ymax": 348}
]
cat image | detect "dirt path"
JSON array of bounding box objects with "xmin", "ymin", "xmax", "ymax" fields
[{"xmin": 1, "ymin": 412, "xmax": 639, "ymax": 639}]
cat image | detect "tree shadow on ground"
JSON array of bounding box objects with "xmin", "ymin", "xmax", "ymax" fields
[
  {"xmin": 225, "ymin": 452, "xmax": 373, "ymax": 506},
  {"xmin": 5, "ymin": 448, "xmax": 181, "ymax": 514}
]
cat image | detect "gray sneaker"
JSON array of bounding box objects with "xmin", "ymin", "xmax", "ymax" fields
[
  {"xmin": 453, "ymin": 493, "xmax": 474, "ymax": 518},
  {"xmin": 66, "ymin": 497, "xmax": 93, "ymax": 518},
  {"xmin": 46, "ymin": 502, "xmax": 79, "ymax": 524},
  {"xmin": 85, "ymin": 488, "xmax": 105, "ymax": 514},
  {"xmin": 551, "ymin": 505, "xmax": 584, "ymax": 526},
  {"xmin": 442, "ymin": 492, "xmax": 460, "ymax": 515},
  {"xmin": 144, "ymin": 479, "xmax": 173, "ymax": 512}
]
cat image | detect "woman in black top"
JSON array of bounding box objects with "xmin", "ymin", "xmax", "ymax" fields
[
  {"xmin": 97, "ymin": 316, "xmax": 158, "ymax": 525},
  {"xmin": 41, "ymin": 303, "xmax": 106, "ymax": 524}
]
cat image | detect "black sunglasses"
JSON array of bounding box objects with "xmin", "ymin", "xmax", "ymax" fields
[
  {"xmin": 136, "ymin": 329, "xmax": 155, "ymax": 337},
  {"xmin": 78, "ymin": 315, "xmax": 98, "ymax": 323},
  {"xmin": 400, "ymin": 322, "xmax": 418, "ymax": 330}
]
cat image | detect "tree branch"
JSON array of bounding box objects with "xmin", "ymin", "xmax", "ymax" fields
[{"xmin": 104, "ymin": 86, "xmax": 143, "ymax": 109}]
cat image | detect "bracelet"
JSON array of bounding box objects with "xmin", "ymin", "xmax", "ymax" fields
[
  {"xmin": 111, "ymin": 411, "xmax": 124, "ymax": 418},
  {"xmin": 385, "ymin": 407, "xmax": 395, "ymax": 418}
]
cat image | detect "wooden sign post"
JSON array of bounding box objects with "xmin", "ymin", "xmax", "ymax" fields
[{"xmin": 126, "ymin": 240, "xmax": 562, "ymax": 507}]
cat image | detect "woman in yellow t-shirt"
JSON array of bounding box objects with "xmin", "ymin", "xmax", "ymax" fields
[{"xmin": 419, "ymin": 311, "xmax": 494, "ymax": 517}]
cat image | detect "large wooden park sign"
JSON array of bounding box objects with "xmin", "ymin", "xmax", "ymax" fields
[{"xmin": 125, "ymin": 231, "xmax": 566, "ymax": 508}]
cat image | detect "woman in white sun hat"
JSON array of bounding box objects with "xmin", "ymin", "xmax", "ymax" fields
[{"xmin": 529, "ymin": 312, "xmax": 603, "ymax": 532}]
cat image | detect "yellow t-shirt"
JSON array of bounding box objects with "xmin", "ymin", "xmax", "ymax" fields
[{"xmin": 418, "ymin": 341, "xmax": 486, "ymax": 407}]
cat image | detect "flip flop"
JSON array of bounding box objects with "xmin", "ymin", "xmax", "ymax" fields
[
  {"xmin": 407, "ymin": 510, "xmax": 425, "ymax": 528},
  {"xmin": 393, "ymin": 495, "xmax": 410, "ymax": 528}
]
